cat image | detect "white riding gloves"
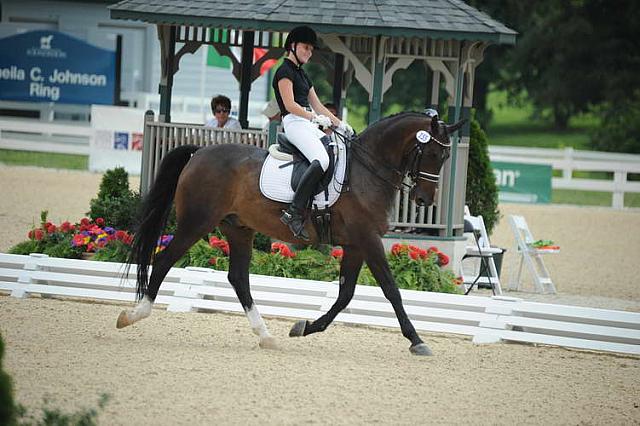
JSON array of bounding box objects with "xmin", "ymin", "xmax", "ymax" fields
[
  {"xmin": 311, "ymin": 114, "xmax": 332, "ymax": 129},
  {"xmin": 338, "ymin": 121, "xmax": 354, "ymax": 137}
]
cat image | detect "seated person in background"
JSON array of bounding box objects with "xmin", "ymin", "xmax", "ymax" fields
[
  {"xmin": 324, "ymin": 102, "xmax": 338, "ymax": 118},
  {"xmin": 323, "ymin": 102, "xmax": 339, "ymax": 138},
  {"xmin": 261, "ymin": 99, "xmax": 282, "ymax": 131},
  {"xmin": 205, "ymin": 94, "xmax": 242, "ymax": 130}
]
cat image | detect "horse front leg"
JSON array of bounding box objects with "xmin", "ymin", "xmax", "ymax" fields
[
  {"xmin": 363, "ymin": 236, "xmax": 432, "ymax": 356},
  {"xmin": 223, "ymin": 224, "xmax": 278, "ymax": 350},
  {"xmin": 289, "ymin": 245, "xmax": 363, "ymax": 337}
]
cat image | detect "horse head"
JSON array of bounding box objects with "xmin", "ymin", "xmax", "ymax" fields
[{"xmin": 408, "ymin": 116, "xmax": 466, "ymax": 207}]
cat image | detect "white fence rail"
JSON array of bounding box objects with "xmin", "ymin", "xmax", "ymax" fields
[
  {"xmin": 1, "ymin": 253, "xmax": 639, "ymax": 355},
  {"xmin": 0, "ymin": 118, "xmax": 92, "ymax": 155},
  {"xmin": 490, "ymin": 146, "xmax": 640, "ymax": 208},
  {"xmin": 2, "ymin": 115, "xmax": 639, "ymax": 209}
]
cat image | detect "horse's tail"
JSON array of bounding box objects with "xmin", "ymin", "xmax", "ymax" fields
[{"xmin": 127, "ymin": 144, "xmax": 200, "ymax": 301}]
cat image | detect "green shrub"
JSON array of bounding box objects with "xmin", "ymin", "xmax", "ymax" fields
[
  {"xmin": 8, "ymin": 240, "xmax": 40, "ymax": 256},
  {"xmin": 88, "ymin": 168, "xmax": 140, "ymax": 232},
  {"xmin": 253, "ymin": 232, "xmax": 271, "ymax": 252},
  {"xmin": 8, "ymin": 211, "xmax": 82, "ymax": 259},
  {"xmin": 91, "ymin": 240, "xmax": 131, "ymax": 263},
  {"xmin": 0, "ymin": 334, "xmax": 15, "ymax": 426},
  {"xmin": 466, "ymin": 118, "xmax": 500, "ymax": 234}
]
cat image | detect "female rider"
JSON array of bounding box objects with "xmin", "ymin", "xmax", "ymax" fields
[{"xmin": 273, "ymin": 25, "xmax": 353, "ymax": 240}]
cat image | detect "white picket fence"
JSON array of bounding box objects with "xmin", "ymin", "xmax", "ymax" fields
[
  {"xmin": 1, "ymin": 253, "xmax": 639, "ymax": 355},
  {"xmin": 490, "ymin": 146, "xmax": 640, "ymax": 208},
  {"xmin": 0, "ymin": 118, "xmax": 92, "ymax": 155}
]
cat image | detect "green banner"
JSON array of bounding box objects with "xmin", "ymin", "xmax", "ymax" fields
[{"xmin": 491, "ymin": 161, "xmax": 552, "ymax": 203}]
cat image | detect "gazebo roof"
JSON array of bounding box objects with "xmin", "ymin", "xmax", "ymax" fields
[{"xmin": 109, "ymin": 0, "xmax": 516, "ymax": 44}]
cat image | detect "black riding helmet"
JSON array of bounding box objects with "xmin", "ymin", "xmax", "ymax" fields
[{"xmin": 284, "ymin": 26, "xmax": 318, "ymax": 51}]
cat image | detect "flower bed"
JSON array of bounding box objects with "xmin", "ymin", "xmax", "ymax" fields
[{"xmin": 9, "ymin": 212, "xmax": 462, "ymax": 294}]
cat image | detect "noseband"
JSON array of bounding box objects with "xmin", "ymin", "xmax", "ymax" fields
[{"xmin": 404, "ymin": 130, "xmax": 451, "ymax": 188}]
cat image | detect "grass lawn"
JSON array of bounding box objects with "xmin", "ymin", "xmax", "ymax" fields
[
  {"xmin": 485, "ymin": 90, "xmax": 595, "ymax": 150},
  {"xmin": 0, "ymin": 149, "xmax": 88, "ymax": 170},
  {"xmin": 485, "ymin": 90, "xmax": 639, "ymax": 208}
]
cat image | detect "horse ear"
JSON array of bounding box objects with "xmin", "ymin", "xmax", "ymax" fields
[
  {"xmin": 446, "ymin": 119, "xmax": 467, "ymax": 135},
  {"xmin": 430, "ymin": 117, "xmax": 440, "ymax": 132}
]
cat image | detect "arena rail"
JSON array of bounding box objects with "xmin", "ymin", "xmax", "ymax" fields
[
  {"xmin": 1, "ymin": 253, "xmax": 639, "ymax": 355},
  {"xmin": 0, "ymin": 118, "xmax": 92, "ymax": 155}
]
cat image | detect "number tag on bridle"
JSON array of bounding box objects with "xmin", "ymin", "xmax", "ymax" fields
[{"xmin": 416, "ymin": 130, "xmax": 431, "ymax": 144}]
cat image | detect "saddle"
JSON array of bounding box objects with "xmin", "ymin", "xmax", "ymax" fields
[
  {"xmin": 269, "ymin": 133, "xmax": 335, "ymax": 196},
  {"xmin": 259, "ymin": 132, "xmax": 349, "ymax": 244}
]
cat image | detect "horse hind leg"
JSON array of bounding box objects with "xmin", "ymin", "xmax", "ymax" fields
[
  {"xmin": 221, "ymin": 222, "xmax": 278, "ymax": 350},
  {"xmin": 117, "ymin": 209, "xmax": 220, "ymax": 329}
]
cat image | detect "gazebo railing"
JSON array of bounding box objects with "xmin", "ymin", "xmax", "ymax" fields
[
  {"xmin": 141, "ymin": 111, "xmax": 465, "ymax": 235},
  {"xmin": 140, "ymin": 111, "xmax": 268, "ymax": 193}
]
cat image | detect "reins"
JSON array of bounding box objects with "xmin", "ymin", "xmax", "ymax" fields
[{"xmin": 346, "ymin": 127, "xmax": 451, "ymax": 192}]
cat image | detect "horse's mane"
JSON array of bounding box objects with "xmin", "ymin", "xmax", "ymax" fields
[{"xmin": 358, "ymin": 111, "xmax": 429, "ymax": 140}]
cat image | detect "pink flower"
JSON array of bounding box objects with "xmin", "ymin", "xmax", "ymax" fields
[{"xmin": 95, "ymin": 217, "xmax": 105, "ymax": 226}]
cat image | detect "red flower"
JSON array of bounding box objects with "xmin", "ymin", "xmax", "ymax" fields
[
  {"xmin": 46, "ymin": 224, "xmax": 57, "ymax": 234},
  {"xmin": 72, "ymin": 234, "xmax": 87, "ymax": 247},
  {"xmin": 408, "ymin": 250, "xmax": 419, "ymax": 260},
  {"xmin": 271, "ymin": 242, "xmax": 296, "ymax": 258},
  {"xmin": 208, "ymin": 257, "xmax": 217, "ymax": 265},
  {"xmin": 209, "ymin": 236, "xmax": 230, "ymax": 256},
  {"xmin": 330, "ymin": 247, "xmax": 344, "ymax": 259},
  {"xmin": 33, "ymin": 229, "xmax": 44, "ymax": 241},
  {"xmin": 80, "ymin": 218, "xmax": 91, "ymax": 226},
  {"xmin": 438, "ymin": 252, "xmax": 450, "ymax": 266},
  {"xmin": 95, "ymin": 217, "xmax": 105, "ymax": 226},
  {"xmin": 391, "ymin": 243, "xmax": 408, "ymax": 257},
  {"xmin": 60, "ymin": 221, "xmax": 74, "ymax": 232},
  {"xmin": 87, "ymin": 242, "xmax": 95, "ymax": 252}
]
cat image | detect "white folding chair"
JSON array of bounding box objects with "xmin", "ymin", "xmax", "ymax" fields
[
  {"xmin": 508, "ymin": 214, "xmax": 559, "ymax": 294},
  {"xmin": 459, "ymin": 211, "xmax": 503, "ymax": 295}
]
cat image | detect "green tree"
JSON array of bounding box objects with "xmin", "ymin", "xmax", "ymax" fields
[
  {"xmin": 0, "ymin": 334, "xmax": 15, "ymax": 426},
  {"xmin": 470, "ymin": 0, "xmax": 640, "ymax": 135}
]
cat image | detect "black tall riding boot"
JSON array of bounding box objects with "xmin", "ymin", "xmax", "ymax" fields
[{"xmin": 281, "ymin": 160, "xmax": 325, "ymax": 240}]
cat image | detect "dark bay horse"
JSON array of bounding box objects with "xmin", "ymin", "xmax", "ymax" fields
[{"xmin": 117, "ymin": 112, "xmax": 464, "ymax": 355}]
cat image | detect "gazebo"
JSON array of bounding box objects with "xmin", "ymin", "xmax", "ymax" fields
[{"xmin": 109, "ymin": 0, "xmax": 515, "ymax": 241}]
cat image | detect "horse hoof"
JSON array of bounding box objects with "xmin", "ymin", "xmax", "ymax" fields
[
  {"xmin": 259, "ymin": 336, "xmax": 279, "ymax": 350},
  {"xmin": 116, "ymin": 310, "xmax": 131, "ymax": 329},
  {"xmin": 289, "ymin": 320, "xmax": 307, "ymax": 337},
  {"xmin": 409, "ymin": 343, "xmax": 433, "ymax": 356}
]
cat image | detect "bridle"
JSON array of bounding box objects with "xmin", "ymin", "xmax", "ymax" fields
[
  {"xmin": 348, "ymin": 126, "xmax": 451, "ymax": 192},
  {"xmin": 405, "ymin": 130, "xmax": 451, "ymax": 187}
]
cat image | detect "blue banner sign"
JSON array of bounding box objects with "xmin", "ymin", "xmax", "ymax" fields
[{"xmin": 0, "ymin": 30, "xmax": 115, "ymax": 105}]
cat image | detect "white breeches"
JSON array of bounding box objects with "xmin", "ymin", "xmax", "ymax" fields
[{"xmin": 282, "ymin": 114, "xmax": 330, "ymax": 171}]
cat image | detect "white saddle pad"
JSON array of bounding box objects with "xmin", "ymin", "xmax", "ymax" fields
[{"xmin": 259, "ymin": 140, "xmax": 347, "ymax": 209}]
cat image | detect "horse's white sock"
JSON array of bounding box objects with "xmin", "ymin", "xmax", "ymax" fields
[
  {"xmin": 130, "ymin": 296, "xmax": 153, "ymax": 322},
  {"xmin": 246, "ymin": 305, "xmax": 271, "ymax": 339}
]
